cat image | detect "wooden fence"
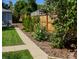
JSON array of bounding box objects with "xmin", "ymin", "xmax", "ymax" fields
[
  {"xmin": 40, "ymin": 15, "xmax": 55, "ymax": 32},
  {"xmin": 31, "ymin": 9, "xmax": 57, "ymax": 32}
]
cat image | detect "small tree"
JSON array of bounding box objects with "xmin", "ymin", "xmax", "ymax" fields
[
  {"xmin": 28, "ymin": 0, "xmax": 37, "ymax": 12},
  {"xmin": 2, "ymin": 2, "xmax": 10, "ymax": 9},
  {"xmin": 14, "ymin": 0, "xmax": 37, "ymax": 22},
  {"xmin": 9, "ymin": 1, "xmax": 13, "ymax": 11},
  {"xmin": 44, "ymin": 0, "xmax": 77, "ymax": 48}
]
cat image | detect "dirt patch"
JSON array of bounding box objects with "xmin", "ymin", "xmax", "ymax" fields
[{"xmin": 14, "ymin": 23, "xmax": 77, "ymax": 59}]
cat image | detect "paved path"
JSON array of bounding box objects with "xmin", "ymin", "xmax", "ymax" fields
[
  {"xmin": 3, "ymin": 45, "xmax": 27, "ymax": 52},
  {"xmin": 15, "ymin": 27, "xmax": 48, "ymax": 59}
]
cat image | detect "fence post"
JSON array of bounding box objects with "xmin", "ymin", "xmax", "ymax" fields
[{"xmin": 46, "ymin": 14, "xmax": 48, "ymax": 31}]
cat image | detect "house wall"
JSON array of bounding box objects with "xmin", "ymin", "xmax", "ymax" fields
[{"xmin": 2, "ymin": 12, "xmax": 12, "ymax": 26}]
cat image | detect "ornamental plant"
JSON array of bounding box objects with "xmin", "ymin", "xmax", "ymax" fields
[
  {"xmin": 23, "ymin": 16, "xmax": 35, "ymax": 32},
  {"xmin": 33, "ymin": 23, "xmax": 49, "ymax": 41}
]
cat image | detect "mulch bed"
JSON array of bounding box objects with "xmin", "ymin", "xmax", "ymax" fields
[{"xmin": 14, "ymin": 23, "xmax": 77, "ymax": 59}]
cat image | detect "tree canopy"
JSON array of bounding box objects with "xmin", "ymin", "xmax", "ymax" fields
[
  {"xmin": 13, "ymin": 0, "xmax": 37, "ymax": 21},
  {"xmin": 2, "ymin": 2, "xmax": 10, "ymax": 9}
]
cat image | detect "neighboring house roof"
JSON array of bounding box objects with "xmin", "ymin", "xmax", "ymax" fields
[
  {"xmin": 31, "ymin": 9, "xmax": 46, "ymax": 16},
  {"xmin": 2, "ymin": 9, "xmax": 11, "ymax": 12}
]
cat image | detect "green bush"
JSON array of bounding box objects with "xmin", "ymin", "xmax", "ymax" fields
[
  {"xmin": 44, "ymin": 0, "xmax": 77, "ymax": 49},
  {"xmin": 49, "ymin": 32, "xmax": 64, "ymax": 48},
  {"xmin": 50, "ymin": 29, "xmax": 77, "ymax": 48},
  {"xmin": 23, "ymin": 17, "xmax": 30, "ymax": 32},
  {"xmin": 23, "ymin": 16, "xmax": 40, "ymax": 32},
  {"xmin": 33, "ymin": 23, "xmax": 49, "ymax": 41},
  {"xmin": 23, "ymin": 16, "xmax": 35, "ymax": 32}
]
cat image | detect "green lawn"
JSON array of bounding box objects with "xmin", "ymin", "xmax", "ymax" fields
[
  {"xmin": 2, "ymin": 50, "xmax": 33, "ymax": 59},
  {"xmin": 2, "ymin": 27, "xmax": 24, "ymax": 46}
]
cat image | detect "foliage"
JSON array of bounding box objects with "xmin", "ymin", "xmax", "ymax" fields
[
  {"xmin": 44, "ymin": 0, "xmax": 77, "ymax": 48},
  {"xmin": 49, "ymin": 32, "xmax": 64, "ymax": 48},
  {"xmin": 31, "ymin": 16, "xmax": 49, "ymax": 41},
  {"xmin": 37, "ymin": 4, "xmax": 44, "ymax": 9},
  {"xmin": 12, "ymin": 10, "xmax": 20, "ymax": 23},
  {"xmin": 33, "ymin": 16, "xmax": 40, "ymax": 24},
  {"xmin": 23, "ymin": 16, "xmax": 35, "ymax": 32},
  {"xmin": 14, "ymin": 0, "xmax": 27, "ymax": 20},
  {"xmin": 15, "ymin": 1, "xmax": 27, "ymax": 13},
  {"xmin": 23, "ymin": 16, "xmax": 40, "ymax": 32},
  {"xmin": 28, "ymin": 0, "xmax": 37, "ymax": 12},
  {"xmin": 2, "ymin": 2, "xmax": 10, "ymax": 9},
  {"xmin": 33, "ymin": 23, "xmax": 49, "ymax": 41},
  {"xmin": 9, "ymin": 1, "xmax": 13, "ymax": 11},
  {"xmin": 14, "ymin": 0, "xmax": 28, "ymax": 22},
  {"xmin": 14, "ymin": 0, "xmax": 37, "ymax": 22}
]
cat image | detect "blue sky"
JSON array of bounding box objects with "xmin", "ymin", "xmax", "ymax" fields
[
  {"xmin": 2, "ymin": 0, "xmax": 44, "ymax": 4},
  {"xmin": 36, "ymin": 0, "xmax": 44, "ymax": 4}
]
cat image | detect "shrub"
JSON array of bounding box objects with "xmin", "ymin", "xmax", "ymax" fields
[
  {"xmin": 23, "ymin": 16, "xmax": 40, "ymax": 32},
  {"xmin": 44, "ymin": 0, "xmax": 77, "ymax": 49},
  {"xmin": 50, "ymin": 28, "xmax": 77, "ymax": 48},
  {"xmin": 23, "ymin": 16, "xmax": 35, "ymax": 32},
  {"xmin": 33, "ymin": 23, "xmax": 49, "ymax": 41},
  {"xmin": 23, "ymin": 17, "xmax": 30, "ymax": 32},
  {"xmin": 50, "ymin": 32, "xmax": 64, "ymax": 48}
]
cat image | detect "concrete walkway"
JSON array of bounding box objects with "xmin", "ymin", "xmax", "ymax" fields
[
  {"xmin": 15, "ymin": 27, "xmax": 48, "ymax": 59},
  {"xmin": 3, "ymin": 45, "xmax": 27, "ymax": 52}
]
